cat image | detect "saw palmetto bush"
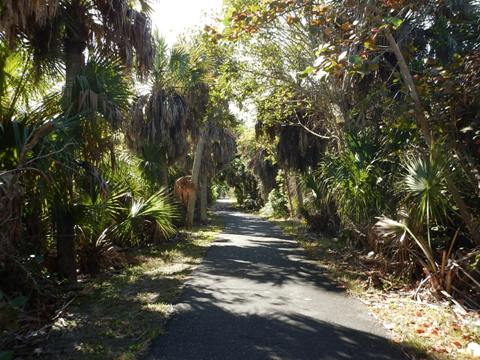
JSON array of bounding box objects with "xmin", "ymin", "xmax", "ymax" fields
[
  {"xmin": 76, "ymin": 176, "xmax": 179, "ymax": 271},
  {"xmin": 375, "ymin": 145, "xmax": 475, "ymax": 296},
  {"xmin": 114, "ymin": 189, "xmax": 179, "ymax": 246},
  {"xmin": 299, "ymin": 171, "xmax": 339, "ymax": 234},
  {"xmin": 75, "ymin": 182, "xmax": 130, "ymax": 274},
  {"xmin": 400, "ymin": 146, "xmax": 452, "ymax": 246},
  {"xmin": 317, "ymin": 132, "xmax": 387, "ymax": 240},
  {"xmin": 375, "ymin": 214, "xmax": 465, "ymax": 297}
]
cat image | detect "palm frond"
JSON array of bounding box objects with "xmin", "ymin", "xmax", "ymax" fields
[
  {"xmin": 401, "ymin": 146, "xmax": 452, "ymax": 226},
  {"xmin": 375, "ymin": 215, "xmax": 437, "ymax": 272},
  {"xmin": 114, "ymin": 188, "xmax": 178, "ymax": 245},
  {"xmin": 66, "ymin": 52, "xmax": 132, "ymax": 125}
]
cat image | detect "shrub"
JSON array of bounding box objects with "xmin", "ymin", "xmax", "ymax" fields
[{"xmin": 261, "ymin": 187, "xmax": 289, "ymax": 218}]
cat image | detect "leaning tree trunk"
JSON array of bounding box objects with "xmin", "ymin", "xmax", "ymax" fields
[
  {"xmin": 384, "ymin": 29, "xmax": 480, "ymax": 245},
  {"xmin": 186, "ymin": 127, "xmax": 208, "ymax": 228},
  {"xmin": 199, "ymin": 170, "xmax": 208, "ymax": 223}
]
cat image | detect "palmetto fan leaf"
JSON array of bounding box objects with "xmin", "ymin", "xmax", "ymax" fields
[
  {"xmin": 66, "ymin": 52, "xmax": 132, "ymax": 125},
  {"xmin": 375, "ymin": 215, "xmax": 437, "ymax": 272},
  {"xmin": 401, "ymin": 147, "xmax": 451, "ymax": 226},
  {"xmin": 115, "ymin": 189, "xmax": 179, "ymax": 244}
]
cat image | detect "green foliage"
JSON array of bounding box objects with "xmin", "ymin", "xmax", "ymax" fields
[
  {"xmin": 260, "ymin": 170, "xmax": 289, "ymax": 218},
  {"xmin": 114, "ymin": 189, "xmax": 179, "ymax": 246},
  {"xmin": 401, "ymin": 147, "xmax": 452, "ymax": 228},
  {"xmin": 262, "ymin": 187, "xmax": 289, "ymax": 218},
  {"xmin": 317, "ymin": 132, "xmax": 384, "ymax": 228},
  {"xmin": 219, "ymin": 156, "xmax": 263, "ymax": 209},
  {"xmin": 67, "ymin": 53, "xmax": 132, "ymax": 124}
]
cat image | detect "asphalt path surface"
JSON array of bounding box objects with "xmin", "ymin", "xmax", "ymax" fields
[{"xmin": 146, "ymin": 200, "xmax": 407, "ymax": 360}]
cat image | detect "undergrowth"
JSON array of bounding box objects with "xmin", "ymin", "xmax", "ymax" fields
[{"xmin": 37, "ymin": 217, "xmax": 223, "ymax": 360}]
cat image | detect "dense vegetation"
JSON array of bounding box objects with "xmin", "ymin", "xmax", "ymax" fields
[
  {"xmin": 1, "ymin": 0, "xmax": 480, "ymax": 358},
  {"xmin": 0, "ymin": 0, "xmax": 236, "ymax": 354},
  {"xmin": 214, "ymin": 0, "xmax": 480, "ymax": 307}
]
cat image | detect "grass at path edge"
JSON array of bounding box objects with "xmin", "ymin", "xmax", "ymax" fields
[{"xmin": 42, "ymin": 215, "xmax": 223, "ymax": 360}]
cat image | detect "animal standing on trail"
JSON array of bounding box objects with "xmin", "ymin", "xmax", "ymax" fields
[{"xmin": 174, "ymin": 176, "xmax": 196, "ymax": 206}]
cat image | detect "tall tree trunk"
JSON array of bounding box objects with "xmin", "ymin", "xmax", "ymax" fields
[
  {"xmin": 55, "ymin": 10, "xmax": 86, "ymax": 281},
  {"xmin": 186, "ymin": 127, "xmax": 208, "ymax": 228},
  {"xmin": 199, "ymin": 170, "xmax": 208, "ymax": 223},
  {"xmin": 385, "ymin": 29, "xmax": 480, "ymax": 245},
  {"xmin": 284, "ymin": 173, "xmax": 294, "ymax": 218},
  {"xmin": 55, "ymin": 205, "xmax": 76, "ymax": 281},
  {"xmin": 290, "ymin": 172, "xmax": 303, "ymax": 218},
  {"xmin": 64, "ymin": 40, "xmax": 85, "ymax": 108}
]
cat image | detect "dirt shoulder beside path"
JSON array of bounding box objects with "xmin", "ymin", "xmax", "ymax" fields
[{"xmin": 270, "ymin": 218, "xmax": 480, "ymax": 360}]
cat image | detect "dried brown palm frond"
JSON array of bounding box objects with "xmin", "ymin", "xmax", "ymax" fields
[
  {"xmin": 277, "ymin": 123, "xmax": 326, "ymax": 171},
  {"xmin": 185, "ymin": 82, "xmax": 210, "ymax": 128},
  {"xmin": 250, "ymin": 149, "xmax": 277, "ymax": 201},
  {"xmin": 1, "ymin": 0, "xmax": 154, "ymax": 77},
  {"xmin": 127, "ymin": 89, "xmax": 190, "ymax": 163},
  {"xmin": 95, "ymin": 0, "xmax": 154, "ymax": 75},
  {"xmin": 0, "ymin": 0, "xmax": 59, "ymax": 45},
  {"xmin": 199, "ymin": 125, "xmax": 236, "ymax": 180},
  {"xmin": 207, "ymin": 125, "xmax": 236, "ymax": 171}
]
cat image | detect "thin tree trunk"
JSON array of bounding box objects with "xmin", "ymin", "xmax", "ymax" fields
[
  {"xmin": 55, "ymin": 206, "xmax": 76, "ymax": 281},
  {"xmin": 199, "ymin": 170, "xmax": 208, "ymax": 223},
  {"xmin": 158, "ymin": 151, "xmax": 169, "ymax": 188},
  {"xmin": 290, "ymin": 172, "xmax": 303, "ymax": 218},
  {"xmin": 186, "ymin": 127, "xmax": 208, "ymax": 228},
  {"xmin": 384, "ymin": 29, "xmax": 432, "ymax": 145},
  {"xmin": 385, "ymin": 29, "xmax": 480, "ymax": 245},
  {"xmin": 284, "ymin": 173, "xmax": 294, "ymax": 218},
  {"xmin": 55, "ymin": 12, "xmax": 86, "ymax": 281}
]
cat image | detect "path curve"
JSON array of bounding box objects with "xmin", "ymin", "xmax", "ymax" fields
[{"xmin": 146, "ymin": 200, "xmax": 406, "ymax": 360}]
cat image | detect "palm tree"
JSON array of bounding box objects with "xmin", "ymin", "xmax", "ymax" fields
[
  {"xmin": 0, "ymin": 0, "xmax": 154, "ymax": 281},
  {"xmin": 127, "ymin": 36, "xmax": 208, "ymax": 187}
]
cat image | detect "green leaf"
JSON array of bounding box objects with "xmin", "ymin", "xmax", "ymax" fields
[
  {"xmin": 364, "ymin": 40, "xmax": 376, "ymax": 50},
  {"xmin": 299, "ymin": 66, "xmax": 315, "ymax": 78},
  {"xmin": 324, "ymin": 60, "xmax": 338, "ymax": 72},
  {"xmin": 384, "ymin": 17, "xmax": 403, "ymax": 30}
]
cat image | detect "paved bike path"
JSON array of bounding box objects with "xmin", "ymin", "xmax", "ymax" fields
[{"xmin": 146, "ymin": 202, "xmax": 406, "ymax": 360}]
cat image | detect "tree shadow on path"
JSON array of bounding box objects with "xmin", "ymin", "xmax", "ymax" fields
[
  {"xmin": 146, "ymin": 287, "xmax": 416, "ymax": 360},
  {"xmin": 145, "ymin": 204, "xmax": 427, "ymax": 360}
]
